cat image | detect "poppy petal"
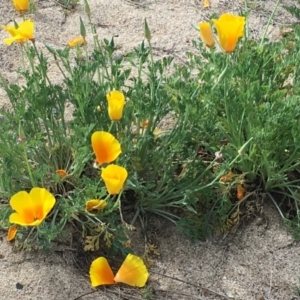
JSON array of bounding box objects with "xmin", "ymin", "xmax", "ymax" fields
[
  {"xmin": 2, "ymin": 25, "xmax": 18, "ymax": 37},
  {"xmin": 10, "ymin": 191, "xmax": 35, "ymax": 217},
  {"xmin": 29, "ymin": 188, "xmax": 56, "ymax": 220},
  {"xmin": 67, "ymin": 36, "xmax": 86, "ymax": 47},
  {"xmin": 237, "ymin": 185, "xmax": 245, "ymax": 200},
  {"xmin": 7, "ymin": 225, "xmax": 18, "ymax": 242},
  {"xmin": 9, "ymin": 212, "xmax": 42, "ymax": 226},
  {"xmin": 17, "ymin": 20, "xmax": 34, "ymax": 40},
  {"xmin": 114, "ymin": 254, "xmax": 149, "ymax": 287},
  {"xmin": 4, "ymin": 36, "xmax": 24, "ymax": 45},
  {"xmin": 89, "ymin": 257, "xmax": 116, "ymax": 287},
  {"xmin": 199, "ymin": 22, "xmax": 215, "ymax": 48}
]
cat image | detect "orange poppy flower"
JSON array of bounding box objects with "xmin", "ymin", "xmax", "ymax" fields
[
  {"xmin": 13, "ymin": 0, "xmax": 29, "ymax": 12},
  {"xmin": 91, "ymin": 131, "xmax": 122, "ymax": 165},
  {"xmin": 9, "ymin": 187, "xmax": 56, "ymax": 226},
  {"xmin": 101, "ymin": 164, "xmax": 128, "ymax": 195},
  {"xmin": 106, "ymin": 90, "xmax": 125, "ymax": 121},
  {"xmin": 212, "ymin": 14, "xmax": 245, "ymax": 53},
  {"xmin": 199, "ymin": 22, "xmax": 215, "ymax": 48}
]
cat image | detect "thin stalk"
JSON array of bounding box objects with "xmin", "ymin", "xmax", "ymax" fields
[
  {"xmin": 259, "ymin": 0, "xmax": 281, "ymax": 47},
  {"xmin": 32, "ymin": 42, "xmax": 52, "ymax": 85},
  {"xmin": 23, "ymin": 142, "xmax": 36, "ymax": 187},
  {"xmin": 267, "ymin": 192, "xmax": 285, "ymax": 219}
]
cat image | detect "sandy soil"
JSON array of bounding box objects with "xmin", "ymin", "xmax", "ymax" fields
[{"xmin": 1, "ymin": 0, "xmax": 300, "ymax": 299}]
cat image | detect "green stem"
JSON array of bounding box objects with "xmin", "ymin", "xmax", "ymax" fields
[
  {"xmin": 24, "ymin": 42, "xmax": 35, "ymax": 74},
  {"xmin": 23, "ymin": 142, "xmax": 36, "ymax": 187},
  {"xmin": 148, "ymin": 40, "xmax": 154, "ymax": 66},
  {"xmin": 32, "ymin": 41, "xmax": 52, "ymax": 85},
  {"xmin": 259, "ymin": 0, "xmax": 281, "ymax": 47},
  {"xmin": 108, "ymin": 121, "xmax": 115, "ymax": 133},
  {"xmin": 112, "ymin": 192, "xmax": 122, "ymax": 211}
]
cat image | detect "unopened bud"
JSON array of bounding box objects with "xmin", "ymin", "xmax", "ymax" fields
[
  {"xmin": 83, "ymin": 0, "xmax": 91, "ymax": 17},
  {"xmin": 144, "ymin": 19, "xmax": 151, "ymax": 42},
  {"xmin": 80, "ymin": 17, "xmax": 86, "ymax": 38}
]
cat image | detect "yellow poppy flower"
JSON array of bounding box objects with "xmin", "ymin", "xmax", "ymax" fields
[
  {"xmin": 2, "ymin": 24, "xmax": 26, "ymax": 44},
  {"xmin": 114, "ymin": 254, "xmax": 149, "ymax": 287},
  {"xmin": 2, "ymin": 20, "xmax": 34, "ymax": 45},
  {"xmin": 212, "ymin": 14, "xmax": 245, "ymax": 53},
  {"xmin": 13, "ymin": 0, "xmax": 29, "ymax": 12},
  {"xmin": 91, "ymin": 131, "xmax": 122, "ymax": 165},
  {"xmin": 7, "ymin": 225, "xmax": 18, "ymax": 242},
  {"xmin": 16, "ymin": 20, "xmax": 34, "ymax": 39},
  {"xmin": 85, "ymin": 199, "xmax": 107, "ymax": 212},
  {"xmin": 9, "ymin": 187, "xmax": 56, "ymax": 226},
  {"xmin": 90, "ymin": 257, "xmax": 115, "ymax": 287},
  {"xmin": 101, "ymin": 164, "xmax": 128, "ymax": 195},
  {"xmin": 106, "ymin": 90, "xmax": 125, "ymax": 121},
  {"xmin": 67, "ymin": 36, "xmax": 87, "ymax": 48},
  {"xmin": 199, "ymin": 22, "xmax": 215, "ymax": 48}
]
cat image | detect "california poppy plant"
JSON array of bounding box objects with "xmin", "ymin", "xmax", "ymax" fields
[
  {"xmin": 212, "ymin": 14, "xmax": 245, "ymax": 53},
  {"xmin": 67, "ymin": 36, "xmax": 87, "ymax": 48},
  {"xmin": 91, "ymin": 131, "xmax": 121, "ymax": 165},
  {"xmin": 13, "ymin": 0, "xmax": 29, "ymax": 12},
  {"xmin": 2, "ymin": 20, "xmax": 34, "ymax": 45},
  {"xmin": 89, "ymin": 254, "xmax": 149, "ymax": 288},
  {"xmin": 101, "ymin": 164, "xmax": 128, "ymax": 195},
  {"xmin": 199, "ymin": 22, "xmax": 215, "ymax": 48},
  {"xmin": 106, "ymin": 90, "xmax": 125, "ymax": 121},
  {"xmin": 9, "ymin": 187, "xmax": 56, "ymax": 226}
]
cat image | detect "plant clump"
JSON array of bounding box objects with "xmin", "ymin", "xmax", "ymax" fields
[{"xmin": 1, "ymin": 0, "xmax": 300, "ymax": 291}]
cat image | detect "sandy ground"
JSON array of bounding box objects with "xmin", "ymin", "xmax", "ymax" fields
[{"xmin": 1, "ymin": 0, "xmax": 300, "ymax": 299}]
